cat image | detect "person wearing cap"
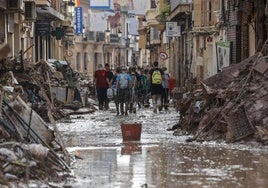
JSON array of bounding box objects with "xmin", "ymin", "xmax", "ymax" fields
[{"xmin": 94, "ymin": 64, "xmax": 108, "ymax": 110}]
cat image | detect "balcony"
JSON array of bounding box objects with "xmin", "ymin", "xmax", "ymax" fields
[
  {"xmin": 137, "ymin": 16, "xmax": 147, "ymax": 35},
  {"xmin": 146, "ymin": 9, "xmax": 165, "ymax": 31},
  {"xmin": 35, "ymin": 0, "xmax": 51, "ymax": 7},
  {"xmin": 36, "ymin": 6, "xmax": 65, "ymax": 21},
  {"xmin": 109, "ymin": 34, "xmax": 120, "ymax": 43},
  {"xmin": 167, "ymin": 3, "xmax": 191, "ymax": 21}
]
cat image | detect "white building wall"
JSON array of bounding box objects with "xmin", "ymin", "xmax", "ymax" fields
[
  {"xmin": 133, "ymin": 0, "xmax": 146, "ymax": 15},
  {"xmin": 89, "ymin": 10, "xmax": 113, "ymax": 32}
]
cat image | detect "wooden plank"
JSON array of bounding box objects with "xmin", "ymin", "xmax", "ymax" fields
[
  {"xmin": 0, "ymin": 43, "xmax": 10, "ymax": 59},
  {"xmin": 47, "ymin": 110, "xmax": 70, "ymax": 165}
]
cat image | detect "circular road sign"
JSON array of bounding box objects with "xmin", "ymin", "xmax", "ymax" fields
[{"xmin": 159, "ymin": 51, "xmax": 168, "ymax": 60}]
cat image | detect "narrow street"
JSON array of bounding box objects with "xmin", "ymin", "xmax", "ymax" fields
[
  {"xmin": 2, "ymin": 1, "xmax": 268, "ymax": 187},
  {"xmin": 57, "ymin": 102, "xmax": 268, "ymax": 188}
]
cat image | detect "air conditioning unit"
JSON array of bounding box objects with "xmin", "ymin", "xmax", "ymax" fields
[
  {"xmin": 7, "ymin": 0, "xmax": 24, "ymax": 12},
  {"xmin": 24, "ymin": 2, "xmax": 36, "ymax": 21}
]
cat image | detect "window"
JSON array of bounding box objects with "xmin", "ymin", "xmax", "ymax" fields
[
  {"xmin": 151, "ymin": 0, "xmax": 157, "ymax": 9},
  {"xmin": 84, "ymin": 53, "xmax": 88, "ymax": 71},
  {"xmin": 208, "ymin": 1, "xmax": 212, "ymax": 24},
  {"xmin": 94, "ymin": 53, "xmax": 98, "ymax": 70},
  {"xmin": 76, "ymin": 52, "xmax": 81, "ymax": 71}
]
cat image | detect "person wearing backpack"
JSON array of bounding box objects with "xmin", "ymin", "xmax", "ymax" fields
[
  {"xmin": 148, "ymin": 61, "xmax": 164, "ymax": 113},
  {"xmin": 116, "ymin": 66, "xmax": 132, "ymax": 116},
  {"xmin": 140, "ymin": 68, "xmax": 148, "ymax": 107}
]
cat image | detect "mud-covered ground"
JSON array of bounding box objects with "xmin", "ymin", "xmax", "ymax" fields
[{"xmin": 56, "ymin": 101, "xmax": 268, "ymax": 188}]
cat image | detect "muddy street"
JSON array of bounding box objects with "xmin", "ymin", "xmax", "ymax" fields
[{"xmin": 57, "ymin": 103, "xmax": 268, "ymax": 188}]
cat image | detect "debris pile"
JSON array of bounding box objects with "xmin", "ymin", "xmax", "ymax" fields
[
  {"xmin": 0, "ymin": 142, "xmax": 69, "ymax": 187},
  {"xmin": 173, "ymin": 44, "xmax": 268, "ymax": 145},
  {"xmin": 0, "ymin": 43, "xmax": 94, "ymax": 187}
]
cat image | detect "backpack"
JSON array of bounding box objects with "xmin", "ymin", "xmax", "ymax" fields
[
  {"xmin": 152, "ymin": 69, "xmax": 162, "ymax": 84},
  {"xmin": 118, "ymin": 74, "xmax": 129, "ymax": 89}
]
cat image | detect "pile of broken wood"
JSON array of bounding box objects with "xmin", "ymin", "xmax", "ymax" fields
[
  {"xmin": 0, "ymin": 44, "xmax": 81, "ymax": 187},
  {"xmin": 173, "ymin": 42, "xmax": 268, "ymax": 145}
]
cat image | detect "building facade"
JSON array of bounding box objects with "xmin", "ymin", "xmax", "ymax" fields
[
  {"xmin": 0, "ymin": 0, "xmax": 74, "ymax": 70},
  {"xmin": 161, "ymin": 0, "xmax": 268, "ymax": 88}
]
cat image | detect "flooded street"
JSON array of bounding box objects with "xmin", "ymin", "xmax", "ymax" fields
[{"xmin": 57, "ymin": 103, "xmax": 268, "ymax": 188}]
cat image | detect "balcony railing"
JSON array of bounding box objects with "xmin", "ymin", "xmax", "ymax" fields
[{"xmin": 35, "ymin": 0, "xmax": 51, "ymax": 7}]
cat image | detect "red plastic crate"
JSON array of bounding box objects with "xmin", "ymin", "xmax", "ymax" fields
[{"xmin": 121, "ymin": 123, "xmax": 142, "ymax": 141}]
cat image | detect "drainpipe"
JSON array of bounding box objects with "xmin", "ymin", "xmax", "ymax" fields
[
  {"xmin": 265, "ymin": 0, "xmax": 268, "ymax": 33},
  {"xmin": 188, "ymin": 34, "xmax": 194, "ymax": 82},
  {"xmin": 102, "ymin": 44, "xmax": 105, "ymax": 65}
]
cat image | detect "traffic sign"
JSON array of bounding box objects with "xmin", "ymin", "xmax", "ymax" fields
[{"xmin": 159, "ymin": 51, "xmax": 168, "ymax": 60}]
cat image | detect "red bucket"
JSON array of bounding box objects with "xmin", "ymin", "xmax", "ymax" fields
[{"xmin": 121, "ymin": 123, "xmax": 142, "ymax": 141}]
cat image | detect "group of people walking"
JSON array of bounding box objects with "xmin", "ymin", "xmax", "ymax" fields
[{"xmin": 93, "ymin": 61, "xmax": 174, "ymax": 115}]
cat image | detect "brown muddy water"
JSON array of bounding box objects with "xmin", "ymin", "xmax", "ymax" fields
[{"xmin": 57, "ymin": 104, "xmax": 268, "ymax": 188}]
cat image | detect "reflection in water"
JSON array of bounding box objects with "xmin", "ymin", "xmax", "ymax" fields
[
  {"xmin": 121, "ymin": 142, "xmax": 142, "ymax": 155},
  {"xmin": 59, "ymin": 105, "xmax": 268, "ymax": 188},
  {"xmin": 66, "ymin": 143, "xmax": 268, "ymax": 188}
]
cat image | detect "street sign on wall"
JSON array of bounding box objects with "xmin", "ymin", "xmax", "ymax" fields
[
  {"xmin": 75, "ymin": 6, "xmax": 83, "ymax": 35},
  {"xmin": 216, "ymin": 41, "xmax": 232, "ymax": 72},
  {"xmin": 89, "ymin": 0, "xmax": 111, "ymax": 10},
  {"xmin": 159, "ymin": 51, "xmax": 168, "ymax": 60},
  {"xmin": 166, "ymin": 22, "xmax": 180, "ymax": 37}
]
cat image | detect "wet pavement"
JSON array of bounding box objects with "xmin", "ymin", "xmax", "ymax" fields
[{"xmin": 57, "ymin": 102, "xmax": 268, "ymax": 188}]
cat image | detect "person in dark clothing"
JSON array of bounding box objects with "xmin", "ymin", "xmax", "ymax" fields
[
  {"xmin": 129, "ymin": 66, "xmax": 139, "ymax": 113},
  {"xmin": 148, "ymin": 61, "xmax": 164, "ymax": 113},
  {"xmin": 94, "ymin": 64, "xmax": 108, "ymax": 110},
  {"xmin": 116, "ymin": 66, "xmax": 132, "ymax": 116},
  {"xmin": 105, "ymin": 63, "xmax": 114, "ymax": 110},
  {"xmin": 112, "ymin": 67, "xmax": 121, "ymax": 115},
  {"xmin": 161, "ymin": 67, "xmax": 170, "ymax": 110}
]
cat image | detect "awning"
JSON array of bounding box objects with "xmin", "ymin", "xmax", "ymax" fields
[{"xmin": 36, "ymin": 7, "xmax": 65, "ymax": 21}]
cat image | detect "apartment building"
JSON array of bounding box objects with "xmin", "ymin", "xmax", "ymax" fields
[{"xmin": 0, "ymin": 0, "xmax": 74, "ymax": 68}]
